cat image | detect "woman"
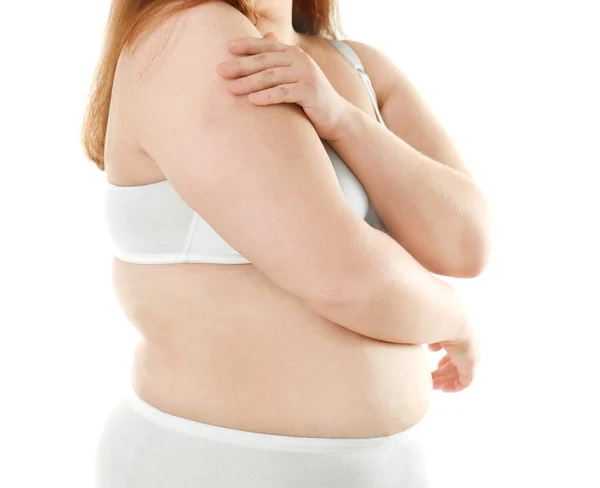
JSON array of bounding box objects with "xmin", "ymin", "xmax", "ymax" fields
[{"xmin": 84, "ymin": 0, "xmax": 492, "ymax": 486}]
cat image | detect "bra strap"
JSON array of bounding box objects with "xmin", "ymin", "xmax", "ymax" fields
[{"xmin": 329, "ymin": 39, "xmax": 386, "ymax": 127}]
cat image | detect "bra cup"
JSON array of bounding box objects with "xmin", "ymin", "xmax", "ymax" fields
[
  {"xmin": 188, "ymin": 215, "xmax": 250, "ymax": 263},
  {"xmin": 322, "ymin": 140, "xmax": 370, "ymax": 219},
  {"xmin": 187, "ymin": 140, "xmax": 373, "ymax": 262},
  {"xmin": 105, "ymin": 39, "xmax": 387, "ymax": 263},
  {"xmin": 105, "ymin": 179, "xmax": 195, "ymax": 260},
  {"xmin": 104, "ymin": 138, "xmax": 383, "ymax": 264}
]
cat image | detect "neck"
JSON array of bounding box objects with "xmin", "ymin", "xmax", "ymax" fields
[{"xmin": 254, "ymin": 0, "xmax": 302, "ymax": 46}]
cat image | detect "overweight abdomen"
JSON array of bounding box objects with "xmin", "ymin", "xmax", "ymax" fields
[{"xmin": 113, "ymin": 257, "xmax": 433, "ymax": 438}]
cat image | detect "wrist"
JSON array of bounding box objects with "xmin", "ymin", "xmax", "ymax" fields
[
  {"xmin": 446, "ymin": 287, "xmax": 475, "ymax": 344},
  {"xmin": 328, "ymin": 97, "xmax": 362, "ymax": 143}
]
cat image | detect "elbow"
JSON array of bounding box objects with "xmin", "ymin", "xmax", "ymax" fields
[
  {"xmin": 456, "ymin": 238, "xmax": 491, "ymax": 277},
  {"xmin": 435, "ymin": 233, "xmax": 491, "ymax": 278},
  {"xmin": 433, "ymin": 197, "xmax": 493, "ymax": 278},
  {"xmin": 408, "ymin": 185, "xmax": 494, "ymax": 279},
  {"xmin": 452, "ymin": 186, "xmax": 494, "ymax": 278},
  {"xmin": 451, "ymin": 207, "xmax": 494, "ymax": 278}
]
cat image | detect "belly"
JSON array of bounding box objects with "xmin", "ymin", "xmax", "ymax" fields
[{"xmin": 112, "ymin": 257, "xmax": 433, "ymax": 438}]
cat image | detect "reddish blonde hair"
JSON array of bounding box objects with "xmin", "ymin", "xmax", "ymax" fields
[{"xmin": 81, "ymin": 0, "xmax": 342, "ymax": 170}]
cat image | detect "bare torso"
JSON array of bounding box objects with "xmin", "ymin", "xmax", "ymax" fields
[{"xmin": 105, "ymin": 33, "xmax": 433, "ymax": 438}]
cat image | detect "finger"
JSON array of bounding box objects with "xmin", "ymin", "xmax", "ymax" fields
[
  {"xmin": 431, "ymin": 364, "xmax": 454, "ymax": 378},
  {"xmin": 437, "ymin": 355, "xmax": 452, "ymax": 367},
  {"xmin": 432, "ymin": 373, "xmax": 455, "ymax": 384},
  {"xmin": 263, "ymin": 31, "xmax": 278, "ymax": 40},
  {"xmin": 433, "ymin": 377, "xmax": 455, "ymax": 390},
  {"xmin": 217, "ymin": 52, "xmax": 293, "ymax": 79},
  {"xmin": 248, "ymin": 83, "xmax": 300, "ymax": 105},
  {"xmin": 431, "ymin": 362, "xmax": 455, "ymax": 378},
  {"xmin": 434, "ymin": 374, "xmax": 457, "ymax": 391},
  {"xmin": 227, "ymin": 36, "xmax": 288, "ymax": 54},
  {"xmin": 432, "ymin": 370, "xmax": 456, "ymax": 383},
  {"xmin": 442, "ymin": 378, "xmax": 463, "ymax": 393},
  {"xmin": 428, "ymin": 343, "xmax": 442, "ymax": 352},
  {"xmin": 432, "ymin": 377, "xmax": 456, "ymax": 391},
  {"xmin": 445, "ymin": 374, "xmax": 474, "ymax": 392},
  {"xmin": 226, "ymin": 67, "xmax": 299, "ymax": 96},
  {"xmin": 432, "ymin": 373, "xmax": 456, "ymax": 386}
]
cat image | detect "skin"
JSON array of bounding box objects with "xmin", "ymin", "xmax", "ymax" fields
[
  {"xmin": 215, "ymin": 31, "xmax": 486, "ymax": 391},
  {"xmin": 104, "ymin": 0, "xmax": 486, "ymax": 438},
  {"xmin": 216, "ymin": 33, "xmax": 491, "ymax": 278}
]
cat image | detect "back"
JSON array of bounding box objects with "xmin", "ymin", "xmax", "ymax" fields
[{"xmin": 104, "ymin": 1, "xmax": 432, "ymax": 438}]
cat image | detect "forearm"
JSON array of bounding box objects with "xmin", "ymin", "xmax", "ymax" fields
[
  {"xmin": 305, "ymin": 225, "xmax": 471, "ymax": 345},
  {"xmin": 329, "ymin": 102, "xmax": 491, "ymax": 276}
]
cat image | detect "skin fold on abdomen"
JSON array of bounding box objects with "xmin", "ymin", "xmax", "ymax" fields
[{"xmin": 113, "ymin": 257, "xmax": 433, "ymax": 438}]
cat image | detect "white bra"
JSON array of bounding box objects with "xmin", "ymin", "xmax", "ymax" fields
[{"xmin": 105, "ymin": 39, "xmax": 388, "ymax": 265}]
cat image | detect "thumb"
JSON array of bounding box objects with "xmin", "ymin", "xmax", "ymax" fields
[{"xmin": 263, "ymin": 31, "xmax": 277, "ymax": 39}]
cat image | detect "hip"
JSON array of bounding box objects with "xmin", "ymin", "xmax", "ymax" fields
[{"xmin": 95, "ymin": 385, "xmax": 432, "ymax": 488}]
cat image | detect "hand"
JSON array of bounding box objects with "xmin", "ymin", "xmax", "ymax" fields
[
  {"xmin": 429, "ymin": 325, "xmax": 481, "ymax": 393},
  {"xmin": 216, "ymin": 32, "xmax": 352, "ymax": 141}
]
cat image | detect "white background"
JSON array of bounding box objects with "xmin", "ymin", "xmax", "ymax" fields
[{"xmin": 1, "ymin": 0, "xmax": 599, "ymax": 486}]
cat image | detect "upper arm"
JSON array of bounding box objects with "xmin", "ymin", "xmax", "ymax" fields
[
  {"xmin": 127, "ymin": 3, "xmax": 379, "ymax": 304},
  {"xmin": 344, "ymin": 39, "xmax": 472, "ymax": 177}
]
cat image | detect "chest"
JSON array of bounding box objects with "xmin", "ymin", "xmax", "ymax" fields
[{"xmin": 305, "ymin": 39, "xmax": 379, "ymax": 122}]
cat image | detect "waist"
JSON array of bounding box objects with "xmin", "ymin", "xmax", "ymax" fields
[
  {"xmin": 113, "ymin": 258, "xmax": 433, "ymax": 437},
  {"xmin": 121, "ymin": 382, "xmax": 429, "ymax": 450},
  {"xmin": 132, "ymin": 340, "xmax": 432, "ymax": 438}
]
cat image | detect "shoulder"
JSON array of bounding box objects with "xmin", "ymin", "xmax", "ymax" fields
[
  {"xmin": 131, "ymin": 0, "xmax": 253, "ymax": 46},
  {"xmin": 122, "ymin": 1, "xmax": 259, "ymax": 82},
  {"xmin": 117, "ymin": 1, "xmax": 266, "ymax": 148},
  {"xmin": 340, "ymin": 39, "xmax": 402, "ymax": 106}
]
